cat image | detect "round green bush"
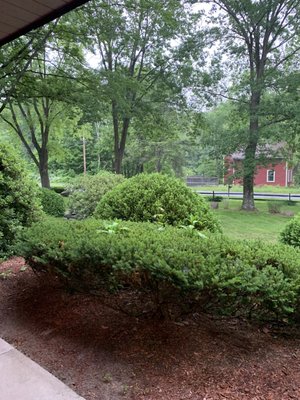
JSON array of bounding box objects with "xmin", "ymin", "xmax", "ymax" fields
[
  {"xmin": 39, "ymin": 188, "xmax": 65, "ymax": 217},
  {"xmin": 0, "ymin": 143, "xmax": 40, "ymax": 255},
  {"xmin": 94, "ymin": 173, "xmax": 221, "ymax": 232},
  {"xmin": 68, "ymin": 172, "xmax": 125, "ymax": 219},
  {"xmin": 280, "ymin": 214, "xmax": 300, "ymax": 247}
]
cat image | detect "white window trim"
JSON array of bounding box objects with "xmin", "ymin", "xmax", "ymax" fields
[{"xmin": 267, "ymin": 169, "xmax": 275, "ymax": 183}]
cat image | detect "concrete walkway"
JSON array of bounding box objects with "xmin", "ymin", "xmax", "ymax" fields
[{"xmin": 0, "ymin": 338, "xmax": 85, "ymax": 400}]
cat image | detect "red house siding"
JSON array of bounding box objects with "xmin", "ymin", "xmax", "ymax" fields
[
  {"xmin": 225, "ymin": 157, "xmax": 293, "ymax": 187},
  {"xmin": 255, "ymin": 161, "xmax": 287, "ymax": 186}
]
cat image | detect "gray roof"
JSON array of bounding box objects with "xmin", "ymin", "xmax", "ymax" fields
[{"xmin": 231, "ymin": 143, "xmax": 285, "ymax": 160}]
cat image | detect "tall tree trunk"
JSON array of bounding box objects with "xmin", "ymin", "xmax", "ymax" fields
[
  {"xmin": 39, "ymin": 148, "xmax": 50, "ymax": 188},
  {"xmin": 82, "ymin": 136, "xmax": 87, "ymax": 175},
  {"xmin": 241, "ymin": 142, "xmax": 257, "ymax": 210},
  {"xmin": 112, "ymin": 101, "xmax": 122, "ymax": 174},
  {"xmin": 114, "ymin": 151, "xmax": 123, "ymax": 174},
  {"xmin": 155, "ymin": 146, "xmax": 163, "ymax": 172},
  {"xmin": 242, "ymin": 91, "xmax": 260, "ymax": 210},
  {"xmin": 112, "ymin": 101, "xmax": 130, "ymax": 174}
]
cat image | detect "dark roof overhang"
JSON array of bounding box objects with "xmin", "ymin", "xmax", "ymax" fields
[{"xmin": 0, "ymin": 0, "xmax": 90, "ymax": 47}]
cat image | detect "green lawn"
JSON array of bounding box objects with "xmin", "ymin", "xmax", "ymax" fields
[
  {"xmin": 193, "ymin": 184, "xmax": 300, "ymax": 194},
  {"xmin": 212, "ymin": 199, "xmax": 300, "ymax": 242}
]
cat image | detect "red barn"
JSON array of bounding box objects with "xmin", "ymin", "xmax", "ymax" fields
[{"xmin": 225, "ymin": 145, "xmax": 293, "ymax": 187}]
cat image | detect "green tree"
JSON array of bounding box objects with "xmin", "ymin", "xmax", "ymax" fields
[
  {"xmin": 1, "ymin": 94, "xmax": 74, "ymax": 188},
  {"xmin": 77, "ymin": 0, "xmax": 192, "ymax": 173},
  {"xmin": 0, "ymin": 29, "xmax": 86, "ymax": 187},
  {"xmin": 197, "ymin": 0, "xmax": 300, "ymax": 209},
  {"xmin": 0, "ymin": 23, "xmax": 59, "ymax": 113},
  {"xmin": 123, "ymin": 107, "xmax": 204, "ymax": 177}
]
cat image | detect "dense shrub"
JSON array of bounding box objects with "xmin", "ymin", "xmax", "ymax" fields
[
  {"xmin": 39, "ymin": 188, "xmax": 65, "ymax": 217},
  {"xmin": 16, "ymin": 218, "xmax": 300, "ymax": 321},
  {"xmin": 68, "ymin": 172, "xmax": 124, "ymax": 219},
  {"xmin": 94, "ymin": 173, "xmax": 220, "ymax": 232},
  {"xmin": 280, "ymin": 214, "xmax": 300, "ymax": 248},
  {"xmin": 0, "ymin": 144, "xmax": 40, "ymax": 256}
]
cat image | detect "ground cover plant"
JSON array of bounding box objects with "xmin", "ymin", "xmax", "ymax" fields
[
  {"xmin": 0, "ymin": 143, "xmax": 40, "ymax": 256},
  {"xmin": 212, "ymin": 199, "xmax": 299, "ymax": 242},
  {"xmin": 95, "ymin": 173, "xmax": 220, "ymax": 232},
  {"xmin": 16, "ymin": 217, "xmax": 300, "ymax": 322},
  {"xmin": 68, "ymin": 172, "xmax": 124, "ymax": 219}
]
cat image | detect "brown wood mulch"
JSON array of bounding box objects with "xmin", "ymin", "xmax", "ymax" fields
[{"xmin": 1, "ymin": 257, "xmax": 300, "ymax": 400}]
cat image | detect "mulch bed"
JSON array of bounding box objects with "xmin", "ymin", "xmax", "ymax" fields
[{"xmin": 1, "ymin": 257, "xmax": 300, "ymax": 400}]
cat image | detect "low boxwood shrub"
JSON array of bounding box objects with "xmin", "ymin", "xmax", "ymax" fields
[
  {"xmin": 16, "ymin": 218, "xmax": 300, "ymax": 322},
  {"xmin": 68, "ymin": 172, "xmax": 124, "ymax": 219},
  {"xmin": 0, "ymin": 143, "xmax": 40, "ymax": 256},
  {"xmin": 280, "ymin": 214, "xmax": 300, "ymax": 248},
  {"xmin": 94, "ymin": 173, "xmax": 221, "ymax": 232},
  {"xmin": 39, "ymin": 188, "xmax": 65, "ymax": 217}
]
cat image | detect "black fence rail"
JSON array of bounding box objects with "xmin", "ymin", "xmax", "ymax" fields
[
  {"xmin": 186, "ymin": 176, "xmax": 219, "ymax": 187},
  {"xmin": 197, "ymin": 190, "xmax": 300, "ymax": 201}
]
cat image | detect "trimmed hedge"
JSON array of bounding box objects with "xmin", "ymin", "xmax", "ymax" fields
[
  {"xmin": 68, "ymin": 172, "xmax": 124, "ymax": 219},
  {"xmin": 16, "ymin": 218, "xmax": 300, "ymax": 321},
  {"xmin": 94, "ymin": 173, "xmax": 220, "ymax": 232},
  {"xmin": 0, "ymin": 144, "xmax": 40, "ymax": 256},
  {"xmin": 39, "ymin": 188, "xmax": 65, "ymax": 217}
]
